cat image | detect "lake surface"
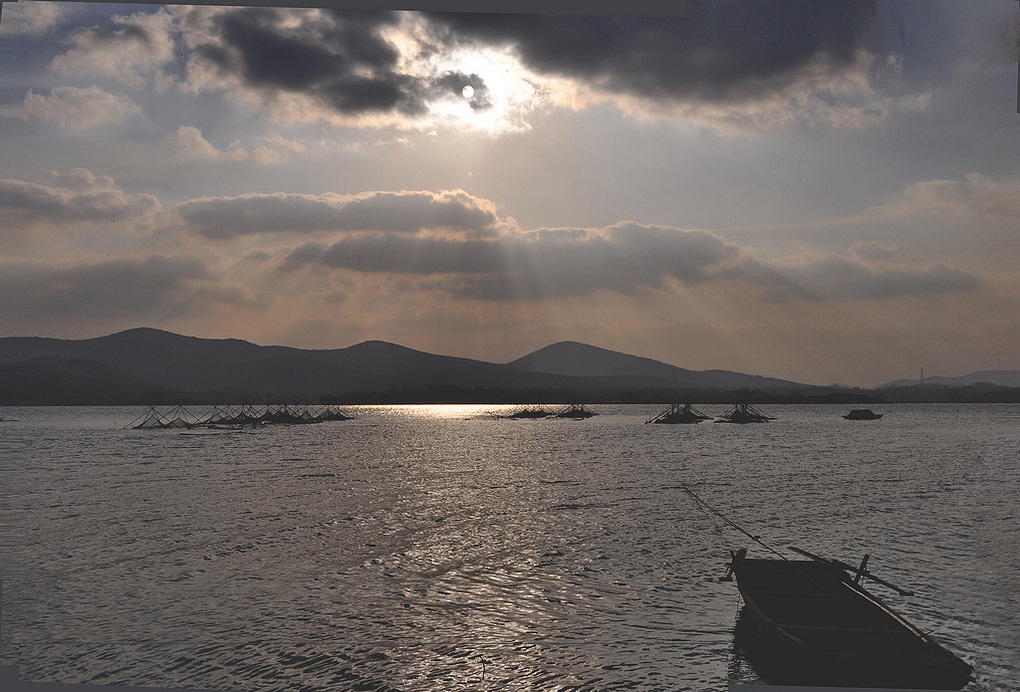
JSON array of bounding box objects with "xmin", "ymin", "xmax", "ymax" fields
[{"xmin": 1, "ymin": 404, "xmax": 1017, "ymax": 691}]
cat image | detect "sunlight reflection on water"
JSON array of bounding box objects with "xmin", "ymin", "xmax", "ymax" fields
[{"xmin": 366, "ymin": 404, "xmax": 500, "ymax": 420}]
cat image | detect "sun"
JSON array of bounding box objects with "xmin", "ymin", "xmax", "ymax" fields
[
  {"xmin": 427, "ymin": 44, "xmax": 542, "ymax": 135},
  {"xmin": 388, "ymin": 14, "xmax": 548, "ymax": 136}
]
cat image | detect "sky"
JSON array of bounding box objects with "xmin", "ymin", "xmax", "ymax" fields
[{"xmin": 0, "ymin": 0, "xmax": 1017, "ymax": 387}]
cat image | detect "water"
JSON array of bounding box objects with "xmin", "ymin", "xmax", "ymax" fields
[{"xmin": 1, "ymin": 404, "xmax": 1017, "ymax": 691}]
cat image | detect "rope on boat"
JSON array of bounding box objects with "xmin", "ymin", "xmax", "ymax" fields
[{"xmin": 679, "ymin": 484, "xmax": 787, "ymax": 559}]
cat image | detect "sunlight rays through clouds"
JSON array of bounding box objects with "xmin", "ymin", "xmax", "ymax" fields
[{"xmin": 1, "ymin": 1, "xmax": 1017, "ymax": 384}]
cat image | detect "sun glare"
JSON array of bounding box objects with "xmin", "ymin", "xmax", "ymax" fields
[
  {"xmin": 383, "ymin": 14, "xmax": 546, "ymax": 136},
  {"xmin": 437, "ymin": 47, "xmax": 542, "ymax": 135}
]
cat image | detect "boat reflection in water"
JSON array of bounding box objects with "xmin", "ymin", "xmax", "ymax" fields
[{"xmin": 725, "ymin": 548, "xmax": 973, "ymax": 690}]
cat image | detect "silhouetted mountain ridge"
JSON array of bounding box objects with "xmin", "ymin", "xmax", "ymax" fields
[
  {"xmin": 1, "ymin": 329, "xmax": 1015, "ymax": 405},
  {"xmin": 507, "ymin": 341, "xmax": 801, "ymax": 391},
  {"xmin": 0, "ymin": 357, "xmax": 180, "ymax": 405}
]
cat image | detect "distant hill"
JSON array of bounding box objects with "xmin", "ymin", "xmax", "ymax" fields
[
  {"xmin": 879, "ymin": 371, "xmax": 1020, "ymax": 388},
  {"xmin": 0, "ymin": 328, "xmax": 567, "ymax": 403},
  {"xmin": 0, "ymin": 328, "xmax": 831, "ymax": 405},
  {"xmin": 0, "ymin": 357, "xmax": 180, "ymax": 405},
  {"xmin": 506, "ymin": 341, "xmax": 805, "ymax": 392}
]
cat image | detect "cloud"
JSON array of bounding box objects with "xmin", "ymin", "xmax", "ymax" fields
[
  {"xmin": 173, "ymin": 7, "xmax": 539, "ymax": 134},
  {"xmin": 279, "ymin": 211, "xmax": 983, "ymax": 304},
  {"xmin": 0, "ymin": 254, "xmax": 226, "ymax": 320},
  {"xmin": 22, "ymin": 86, "xmax": 140, "ymax": 131},
  {"xmin": 171, "ymin": 126, "xmax": 248, "ymax": 161},
  {"xmin": 430, "ymin": 2, "xmax": 881, "ymax": 102},
  {"xmin": 1, "ymin": 162, "xmax": 990, "ymax": 330},
  {"xmin": 0, "ymin": 169, "xmax": 161, "ymax": 228},
  {"xmin": 165, "ymin": 3, "xmax": 924, "ymax": 135},
  {"xmin": 8, "ymin": 4, "xmax": 935, "ymax": 139},
  {"xmin": 252, "ymin": 136, "xmax": 307, "ymax": 165},
  {"xmin": 897, "ymin": 173, "xmax": 1020, "ymax": 222},
  {"xmin": 285, "ymin": 235, "xmax": 509, "ymax": 275},
  {"xmin": 626, "ymin": 50, "xmax": 930, "ymax": 133},
  {"xmin": 0, "ymin": 1, "xmax": 64, "ymax": 36},
  {"xmin": 850, "ymin": 240, "xmax": 899, "ymax": 262},
  {"xmin": 182, "ymin": 8, "xmax": 423, "ymax": 114},
  {"xmin": 167, "ymin": 127, "xmax": 307, "ymax": 165},
  {"xmin": 425, "ymin": 0, "xmax": 926, "ymax": 131},
  {"xmin": 327, "ymin": 190, "xmax": 506, "ymax": 236},
  {"xmin": 50, "ymin": 8, "xmax": 177, "ymax": 89},
  {"xmin": 283, "ymin": 221, "xmax": 742, "ymax": 300},
  {"xmin": 176, "ymin": 189, "xmax": 508, "ymax": 239},
  {"xmin": 755, "ymin": 253, "xmax": 982, "ymax": 302}
]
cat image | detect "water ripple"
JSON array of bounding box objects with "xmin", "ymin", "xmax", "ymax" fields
[{"xmin": 1, "ymin": 403, "xmax": 1016, "ymax": 690}]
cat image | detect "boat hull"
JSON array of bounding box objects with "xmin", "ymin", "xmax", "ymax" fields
[
  {"xmin": 731, "ymin": 557, "xmax": 972, "ymax": 689},
  {"xmin": 843, "ymin": 408, "xmax": 883, "ymax": 420}
]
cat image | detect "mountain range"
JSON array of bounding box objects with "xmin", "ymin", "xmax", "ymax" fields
[
  {"xmin": 0, "ymin": 327, "xmax": 816, "ymax": 405},
  {"xmin": 0, "ymin": 328, "xmax": 1015, "ymax": 405}
]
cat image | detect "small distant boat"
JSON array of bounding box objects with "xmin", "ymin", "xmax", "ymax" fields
[
  {"xmin": 555, "ymin": 404, "xmax": 596, "ymax": 419},
  {"xmin": 715, "ymin": 403, "xmax": 774, "ymax": 424},
  {"xmin": 646, "ymin": 403, "xmax": 711, "ymax": 424},
  {"xmin": 844, "ymin": 408, "xmax": 883, "ymax": 420},
  {"xmin": 723, "ymin": 547, "xmax": 973, "ymax": 690}
]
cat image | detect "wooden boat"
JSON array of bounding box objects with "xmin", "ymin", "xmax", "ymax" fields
[
  {"xmin": 844, "ymin": 408, "xmax": 883, "ymax": 420},
  {"xmin": 645, "ymin": 403, "xmax": 711, "ymax": 424},
  {"xmin": 724, "ymin": 547, "xmax": 973, "ymax": 689}
]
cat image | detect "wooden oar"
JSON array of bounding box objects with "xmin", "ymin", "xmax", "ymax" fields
[{"xmin": 791, "ymin": 546, "xmax": 915, "ymax": 596}]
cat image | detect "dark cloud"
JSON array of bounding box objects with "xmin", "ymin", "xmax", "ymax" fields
[
  {"xmin": 336, "ymin": 191, "xmax": 502, "ymax": 234},
  {"xmin": 781, "ymin": 255, "xmax": 981, "ymax": 301},
  {"xmin": 283, "ymin": 222, "xmax": 741, "ymax": 300},
  {"xmin": 730, "ymin": 254, "xmax": 982, "ymax": 303},
  {"xmin": 428, "ymin": 1, "xmax": 881, "ymax": 102},
  {"xmin": 184, "ymin": 3, "xmax": 884, "ymax": 120},
  {"xmin": 453, "ymin": 223, "xmax": 740, "ymax": 300},
  {"xmin": 320, "ymin": 74, "xmax": 413, "ymax": 114},
  {"xmin": 196, "ymin": 7, "xmax": 422, "ymax": 115},
  {"xmin": 0, "ymin": 169, "xmax": 161, "ymax": 226},
  {"xmin": 217, "ymin": 9, "xmax": 343, "ymax": 90},
  {"xmin": 0, "ymin": 255, "xmax": 224, "ymax": 320},
  {"xmin": 286, "ymin": 235, "xmax": 509, "ymax": 275},
  {"xmin": 320, "ymin": 9, "xmax": 402, "ymax": 66},
  {"xmin": 178, "ymin": 193, "xmax": 341, "ymax": 238},
  {"xmin": 177, "ymin": 190, "xmax": 504, "ymax": 239},
  {"xmin": 278, "ymin": 217, "xmax": 981, "ymax": 304}
]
